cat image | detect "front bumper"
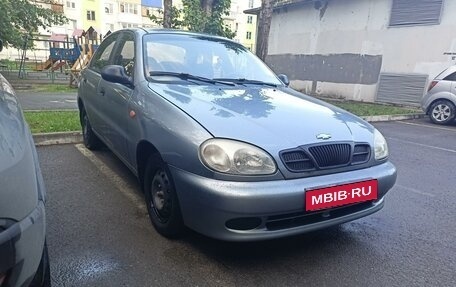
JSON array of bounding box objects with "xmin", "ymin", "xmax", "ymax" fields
[
  {"xmin": 171, "ymin": 162, "xmax": 397, "ymax": 241},
  {"xmin": 0, "ymin": 201, "xmax": 46, "ymax": 287}
]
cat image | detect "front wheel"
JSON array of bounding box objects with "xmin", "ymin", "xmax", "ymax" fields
[
  {"xmin": 429, "ymin": 100, "xmax": 456, "ymax": 125},
  {"xmin": 144, "ymin": 154, "xmax": 184, "ymax": 238}
]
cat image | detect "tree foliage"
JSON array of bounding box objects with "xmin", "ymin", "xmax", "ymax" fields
[
  {"xmin": 150, "ymin": 0, "xmax": 235, "ymax": 39},
  {"xmin": 149, "ymin": 6, "xmax": 184, "ymax": 29},
  {"xmin": 0, "ymin": 0, "xmax": 68, "ymax": 49}
]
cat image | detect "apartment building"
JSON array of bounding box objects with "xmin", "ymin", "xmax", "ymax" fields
[
  {"xmin": 63, "ymin": 0, "xmax": 258, "ymax": 46},
  {"xmin": 0, "ymin": 0, "xmax": 258, "ymax": 61},
  {"xmin": 79, "ymin": 0, "xmax": 162, "ymax": 35},
  {"xmin": 230, "ymin": 0, "xmax": 260, "ymax": 51}
]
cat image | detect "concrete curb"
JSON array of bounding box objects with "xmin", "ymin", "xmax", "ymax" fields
[
  {"xmin": 31, "ymin": 113, "xmax": 428, "ymax": 146},
  {"xmin": 361, "ymin": 113, "xmax": 426, "ymax": 122},
  {"xmin": 33, "ymin": 131, "xmax": 82, "ymax": 146}
]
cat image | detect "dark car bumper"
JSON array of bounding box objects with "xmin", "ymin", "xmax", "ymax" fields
[
  {"xmin": 0, "ymin": 201, "xmax": 46, "ymax": 287},
  {"xmin": 171, "ymin": 162, "xmax": 397, "ymax": 241}
]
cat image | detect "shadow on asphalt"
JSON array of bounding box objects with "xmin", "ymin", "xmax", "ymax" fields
[{"xmin": 181, "ymin": 226, "xmax": 357, "ymax": 262}]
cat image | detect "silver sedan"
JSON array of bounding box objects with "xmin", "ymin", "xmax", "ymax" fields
[{"xmin": 78, "ymin": 29, "xmax": 397, "ymax": 241}]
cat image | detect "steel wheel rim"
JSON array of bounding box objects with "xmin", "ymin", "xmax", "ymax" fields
[
  {"xmin": 150, "ymin": 169, "xmax": 172, "ymax": 223},
  {"xmin": 432, "ymin": 104, "xmax": 451, "ymax": 122}
]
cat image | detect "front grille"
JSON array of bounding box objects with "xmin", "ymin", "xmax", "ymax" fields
[
  {"xmin": 353, "ymin": 144, "xmax": 371, "ymax": 164},
  {"xmin": 308, "ymin": 144, "xmax": 351, "ymax": 168},
  {"xmin": 280, "ymin": 143, "xmax": 372, "ymax": 172},
  {"xmin": 280, "ymin": 150, "xmax": 315, "ymax": 172}
]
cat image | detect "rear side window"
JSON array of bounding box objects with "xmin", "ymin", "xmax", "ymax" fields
[
  {"xmin": 443, "ymin": 72, "xmax": 456, "ymax": 81},
  {"xmin": 113, "ymin": 33, "xmax": 135, "ymax": 77}
]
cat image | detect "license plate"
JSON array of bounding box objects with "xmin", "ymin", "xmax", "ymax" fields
[{"xmin": 305, "ymin": 179, "xmax": 378, "ymax": 211}]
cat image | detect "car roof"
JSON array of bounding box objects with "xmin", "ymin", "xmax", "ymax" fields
[{"xmin": 125, "ymin": 28, "xmax": 238, "ymax": 44}]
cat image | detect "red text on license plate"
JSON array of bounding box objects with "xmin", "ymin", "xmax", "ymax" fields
[{"xmin": 305, "ymin": 179, "xmax": 378, "ymax": 211}]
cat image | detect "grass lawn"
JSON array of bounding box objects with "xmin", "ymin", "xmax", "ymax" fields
[
  {"xmin": 325, "ymin": 100, "xmax": 421, "ymax": 116},
  {"xmin": 24, "ymin": 111, "xmax": 80, "ymax": 134}
]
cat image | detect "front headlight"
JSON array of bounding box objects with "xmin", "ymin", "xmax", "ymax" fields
[
  {"xmin": 374, "ymin": 129, "xmax": 388, "ymax": 160},
  {"xmin": 199, "ymin": 139, "xmax": 277, "ymax": 175}
]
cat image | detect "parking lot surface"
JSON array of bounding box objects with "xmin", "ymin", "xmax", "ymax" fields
[
  {"xmin": 37, "ymin": 119, "xmax": 456, "ymax": 287},
  {"xmin": 16, "ymin": 91, "xmax": 77, "ymax": 110}
]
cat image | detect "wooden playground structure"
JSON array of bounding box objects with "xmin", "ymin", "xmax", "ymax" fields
[{"xmin": 18, "ymin": 27, "xmax": 110, "ymax": 86}]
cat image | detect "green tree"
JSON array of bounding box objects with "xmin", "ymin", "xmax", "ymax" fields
[
  {"xmin": 149, "ymin": 6, "xmax": 184, "ymax": 29},
  {"xmin": 149, "ymin": 0, "xmax": 235, "ymax": 39},
  {"xmin": 0, "ymin": 0, "xmax": 67, "ymax": 49},
  {"xmin": 182, "ymin": 0, "xmax": 235, "ymax": 38}
]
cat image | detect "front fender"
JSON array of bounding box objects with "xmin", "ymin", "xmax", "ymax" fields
[{"xmin": 128, "ymin": 83, "xmax": 214, "ymax": 177}]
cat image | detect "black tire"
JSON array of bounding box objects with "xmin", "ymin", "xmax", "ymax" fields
[
  {"xmin": 144, "ymin": 154, "xmax": 184, "ymax": 238},
  {"xmin": 429, "ymin": 100, "xmax": 456, "ymax": 125},
  {"xmin": 30, "ymin": 242, "xmax": 51, "ymax": 287},
  {"xmin": 80, "ymin": 109, "xmax": 102, "ymax": 150}
]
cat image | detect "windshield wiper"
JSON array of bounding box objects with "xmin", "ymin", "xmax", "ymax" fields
[
  {"xmin": 213, "ymin": 78, "xmax": 278, "ymax": 87},
  {"xmin": 149, "ymin": 71, "xmax": 235, "ymax": 86}
]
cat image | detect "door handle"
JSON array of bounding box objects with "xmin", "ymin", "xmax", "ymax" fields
[{"xmin": 99, "ymin": 87, "xmax": 105, "ymax": 96}]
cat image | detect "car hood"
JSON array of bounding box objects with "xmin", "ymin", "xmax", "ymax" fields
[{"xmin": 149, "ymin": 83, "xmax": 374, "ymax": 150}]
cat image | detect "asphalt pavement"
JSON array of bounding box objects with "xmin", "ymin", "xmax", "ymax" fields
[
  {"xmin": 37, "ymin": 118, "xmax": 456, "ymax": 287},
  {"xmin": 15, "ymin": 91, "xmax": 77, "ymax": 110}
]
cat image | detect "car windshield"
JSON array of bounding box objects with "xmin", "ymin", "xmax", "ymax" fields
[{"xmin": 143, "ymin": 33, "xmax": 282, "ymax": 85}]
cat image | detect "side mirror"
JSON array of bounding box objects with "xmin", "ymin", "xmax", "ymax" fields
[
  {"xmin": 101, "ymin": 65, "xmax": 132, "ymax": 86},
  {"xmin": 277, "ymin": 74, "xmax": 289, "ymax": 86},
  {"xmin": 0, "ymin": 40, "xmax": 3, "ymax": 52}
]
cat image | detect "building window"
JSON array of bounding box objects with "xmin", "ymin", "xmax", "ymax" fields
[
  {"xmin": 121, "ymin": 23, "xmax": 139, "ymax": 28},
  {"xmin": 66, "ymin": 1, "xmax": 75, "ymax": 8},
  {"xmin": 246, "ymin": 31, "xmax": 252, "ymax": 40},
  {"xmin": 248, "ymin": 0, "xmax": 254, "ymax": 8},
  {"xmin": 87, "ymin": 10, "xmax": 96, "ymax": 21},
  {"xmin": 70, "ymin": 19, "xmax": 77, "ymax": 29},
  {"xmin": 235, "ymin": 23, "xmax": 239, "ymax": 32},
  {"xmin": 247, "ymin": 16, "xmax": 253, "ymax": 24},
  {"xmin": 120, "ymin": 3, "xmax": 138, "ymax": 14},
  {"xmin": 106, "ymin": 24, "xmax": 114, "ymax": 32},
  {"xmin": 389, "ymin": 0, "xmax": 443, "ymax": 27},
  {"xmin": 143, "ymin": 8, "xmax": 151, "ymax": 17},
  {"xmin": 105, "ymin": 3, "xmax": 113, "ymax": 14}
]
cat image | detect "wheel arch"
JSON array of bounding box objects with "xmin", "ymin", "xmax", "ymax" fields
[
  {"xmin": 136, "ymin": 140, "xmax": 161, "ymax": 191},
  {"xmin": 425, "ymin": 94, "xmax": 456, "ymax": 114}
]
